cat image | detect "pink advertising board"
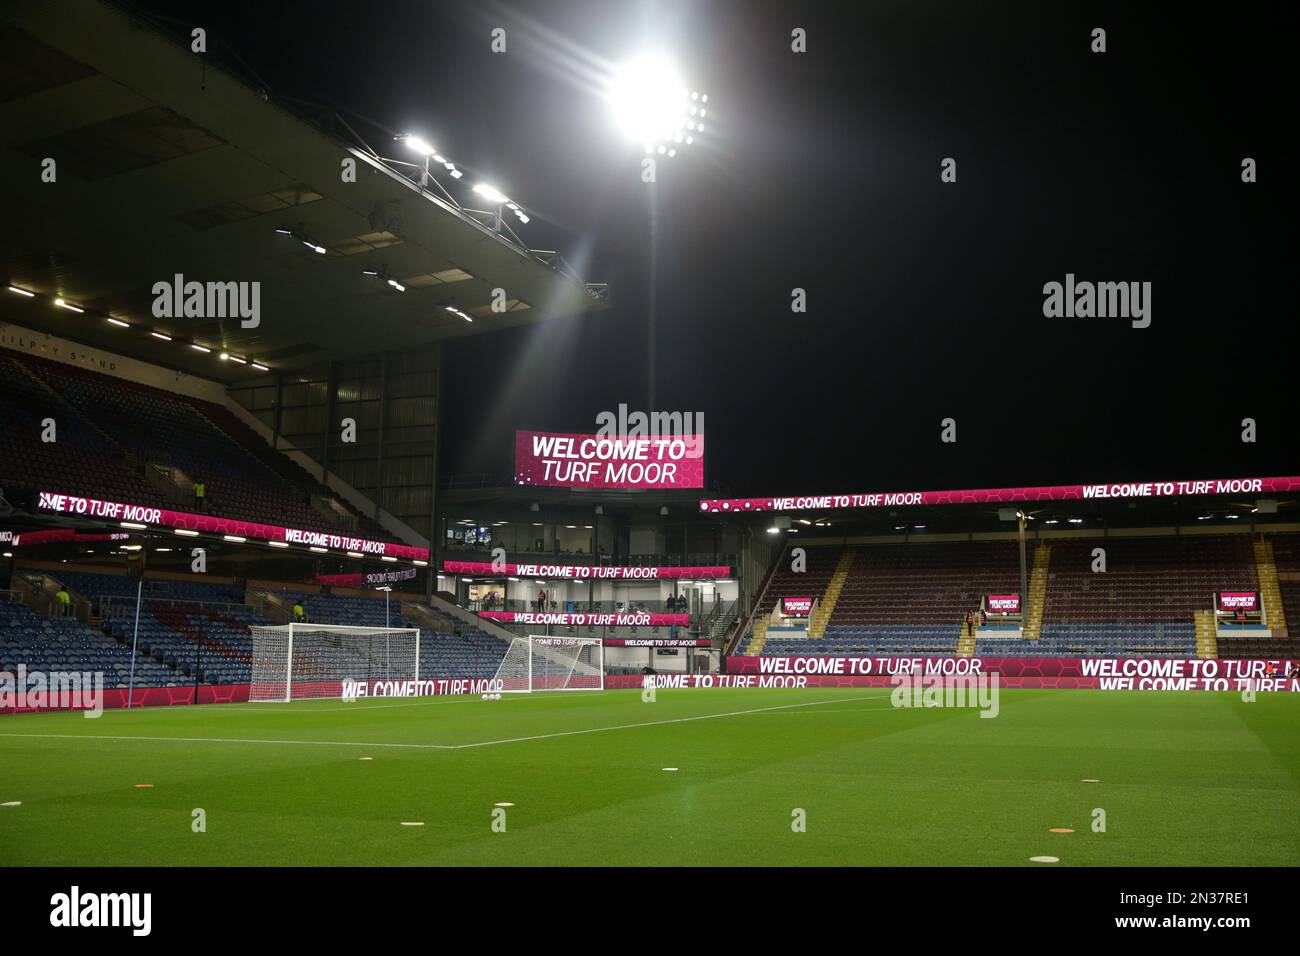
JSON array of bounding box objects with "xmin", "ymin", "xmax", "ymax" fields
[
  {"xmin": 604, "ymin": 638, "xmax": 710, "ymax": 647},
  {"xmin": 478, "ymin": 611, "xmax": 689, "ymax": 626},
  {"xmin": 721, "ymin": 655, "xmax": 1299, "ymax": 691},
  {"xmin": 698, "ymin": 474, "xmax": 1300, "ymax": 514},
  {"xmin": 515, "ymin": 430, "xmax": 704, "ymax": 489},
  {"xmin": 36, "ymin": 490, "xmax": 427, "ymax": 560},
  {"xmin": 1217, "ymin": 591, "xmax": 1259, "ymax": 612},
  {"xmin": 782, "ymin": 596, "xmax": 814, "ymax": 616},
  {"xmin": 442, "ymin": 560, "xmax": 730, "ymax": 579}
]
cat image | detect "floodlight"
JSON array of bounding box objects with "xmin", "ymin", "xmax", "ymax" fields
[
  {"xmin": 473, "ymin": 183, "xmax": 509, "ymax": 204},
  {"xmin": 401, "ymin": 134, "xmax": 436, "ymax": 157},
  {"xmin": 609, "ymin": 55, "xmax": 688, "ymax": 144}
]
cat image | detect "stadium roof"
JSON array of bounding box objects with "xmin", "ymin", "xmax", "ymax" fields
[{"xmin": 0, "ymin": 0, "xmax": 606, "ymax": 382}]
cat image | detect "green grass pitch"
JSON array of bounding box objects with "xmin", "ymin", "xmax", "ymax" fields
[{"xmin": 1, "ymin": 687, "xmax": 1297, "ymax": 866}]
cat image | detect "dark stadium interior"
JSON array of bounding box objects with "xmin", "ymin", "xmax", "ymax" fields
[{"xmin": 0, "ymin": 0, "xmax": 1296, "ymax": 890}]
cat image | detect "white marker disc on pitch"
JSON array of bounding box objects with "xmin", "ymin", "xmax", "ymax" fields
[
  {"xmin": 1, "ymin": 801, "xmax": 20, "ymax": 807},
  {"xmin": 1029, "ymin": 855, "xmax": 1060, "ymax": 863},
  {"xmin": 400, "ymin": 821, "xmax": 425, "ymax": 827},
  {"xmin": 359, "ymin": 757, "xmax": 374, "ymax": 761},
  {"xmin": 494, "ymin": 802, "xmax": 514, "ymax": 807},
  {"xmin": 662, "ymin": 767, "xmax": 679, "ymax": 772},
  {"xmin": 1081, "ymin": 778, "xmax": 1100, "ymax": 783}
]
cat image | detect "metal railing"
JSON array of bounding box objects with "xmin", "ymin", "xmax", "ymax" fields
[{"xmin": 99, "ymin": 595, "xmax": 257, "ymax": 623}]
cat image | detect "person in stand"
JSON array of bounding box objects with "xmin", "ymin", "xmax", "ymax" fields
[
  {"xmin": 536, "ymin": 588, "xmax": 546, "ymax": 612},
  {"xmin": 964, "ymin": 610, "xmax": 973, "ymax": 637},
  {"xmin": 292, "ymin": 599, "xmax": 306, "ymax": 623},
  {"xmin": 193, "ymin": 480, "xmax": 206, "ymax": 512},
  {"xmin": 55, "ymin": 586, "xmax": 72, "ymax": 617}
]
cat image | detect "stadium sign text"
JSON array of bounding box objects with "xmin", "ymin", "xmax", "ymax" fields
[
  {"xmin": 515, "ymin": 429, "xmax": 704, "ymax": 489},
  {"xmin": 724, "ymin": 656, "xmax": 1299, "ymax": 693},
  {"xmin": 442, "ymin": 560, "xmax": 730, "ymax": 579},
  {"xmin": 36, "ymin": 491, "xmax": 427, "ymax": 561},
  {"xmin": 782, "ymin": 597, "xmax": 814, "ymax": 615},
  {"xmin": 479, "ymin": 611, "xmax": 689, "ymax": 626},
  {"xmin": 698, "ymin": 475, "xmax": 1297, "ymax": 514}
]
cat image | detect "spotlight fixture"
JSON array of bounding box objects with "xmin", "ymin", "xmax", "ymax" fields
[
  {"xmin": 399, "ymin": 134, "xmax": 463, "ymax": 181},
  {"xmin": 610, "ymin": 55, "xmax": 708, "ymax": 156},
  {"xmin": 471, "ymin": 183, "xmax": 531, "ymax": 224},
  {"xmin": 276, "ymin": 226, "xmax": 326, "ymax": 254},
  {"xmin": 362, "ymin": 268, "xmax": 406, "ymax": 293},
  {"xmin": 443, "ymin": 304, "xmax": 473, "ymax": 323}
]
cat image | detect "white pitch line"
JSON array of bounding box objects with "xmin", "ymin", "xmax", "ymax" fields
[
  {"xmin": 0, "ymin": 694, "xmax": 894, "ymax": 752},
  {"xmin": 449, "ymin": 694, "xmax": 894, "ymax": 750},
  {"xmin": 153, "ymin": 690, "xmax": 613, "ymax": 716},
  {"xmin": 0, "ymin": 732, "xmax": 458, "ymax": 750}
]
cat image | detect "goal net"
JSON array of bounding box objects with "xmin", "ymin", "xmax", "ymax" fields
[
  {"xmin": 248, "ymin": 623, "xmax": 420, "ymax": 702},
  {"xmin": 490, "ymin": 635, "xmax": 604, "ymax": 693}
]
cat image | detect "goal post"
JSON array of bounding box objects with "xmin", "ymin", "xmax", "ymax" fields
[
  {"xmin": 491, "ymin": 635, "xmax": 604, "ymax": 694},
  {"xmin": 248, "ymin": 623, "xmax": 420, "ymax": 702}
]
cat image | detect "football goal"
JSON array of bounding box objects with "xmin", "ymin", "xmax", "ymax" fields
[
  {"xmin": 247, "ymin": 623, "xmax": 420, "ymax": 702},
  {"xmin": 490, "ymin": 635, "xmax": 604, "ymax": 693}
]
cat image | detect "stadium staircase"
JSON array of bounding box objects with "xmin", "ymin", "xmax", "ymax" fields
[
  {"xmin": 1023, "ymin": 544, "xmax": 1051, "ymax": 640},
  {"xmin": 1194, "ymin": 610, "xmax": 1217, "ymax": 659},
  {"xmin": 955, "ymin": 626, "xmax": 975, "ymax": 657},
  {"xmin": 745, "ymin": 618, "xmax": 770, "ymax": 656},
  {"xmin": 809, "ymin": 549, "xmax": 856, "ymax": 638},
  {"xmin": 1253, "ymin": 538, "xmax": 1287, "ymax": 636}
]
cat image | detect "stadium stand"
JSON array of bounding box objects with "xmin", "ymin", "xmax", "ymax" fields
[
  {"xmin": 5, "ymin": 567, "xmax": 511, "ymax": 688},
  {"xmin": 735, "ymin": 535, "xmax": 1292, "ymax": 658},
  {"xmin": 0, "ymin": 594, "xmax": 177, "ymax": 689},
  {"xmin": 0, "ymin": 349, "xmax": 385, "ymax": 536},
  {"xmin": 0, "ymin": 354, "xmax": 170, "ymax": 508},
  {"xmin": 267, "ymin": 589, "xmax": 510, "ymax": 679},
  {"xmin": 1042, "ymin": 534, "xmax": 1258, "ymax": 623}
]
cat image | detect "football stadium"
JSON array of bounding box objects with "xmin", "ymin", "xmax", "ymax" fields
[{"xmin": 0, "ymin": 0, "xmax": 1295, "ymax": 935}]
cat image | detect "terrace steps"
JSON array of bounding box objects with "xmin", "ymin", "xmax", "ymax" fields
[
  {"xmin": 1194, "ymin": 610, "xmax": 1217, "ymax": 659},
  {"xmin": 955, "ymin": 628, "xmax": 975, "ymax": 657},
  {"xmin": 809, "ymin": 549, "xmax": 856, "ymax": 638},
  {"xmin": 745, "ymin": 618, "xmax": 769, "ymax": 656},
  {"xmin": 1253, "ymin": 539, "xmax": 1287, "ymax": 636},
  {"xmin": 1023, "ymin": 544, "xmax": 1051, "ymax": 640}
]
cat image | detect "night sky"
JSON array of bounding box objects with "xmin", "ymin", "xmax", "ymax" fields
[{"xmin": 143, "ymin": 0, "xmax": 1296, "ymax": 497}]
